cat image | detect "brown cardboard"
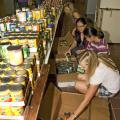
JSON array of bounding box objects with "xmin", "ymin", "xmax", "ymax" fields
[
  {"xmin": 57, "ymin": 73, "xmax": 78, "ymax": 82},
  {"xmin": 57, "ymin": 32, "xmax": 74, "ymax": 55},
  {"xmin": 38, "ymin": 83, "xmax": 110, "ymax": 120},
  {"xmin": 48, "ymin": 59, "xmax": 56, "ymax": 74},
  {"xmin": 57, "ymin": 73, "xmax": 78, "ymax": 88},
  {"xmin": 38, "ymin": 83, "xmax": 61, "ymax": 120},
  {"xmin": 91, "ymin": 97, "xmax": 110, "ymax": 120},
  {"xmin": 59, "ymin": 31, "xmax": 74, "ymax": 45},
  {"xmin": 55, "ymin": 54, "xmax": 76, "ymax": 62},
  {"xmin": 59, "ymin": 92, "xmax": 90, "ymax": 120},
  {"xmin": 57, "ymin": 46, "xmax": 70, "ymax": 55}
]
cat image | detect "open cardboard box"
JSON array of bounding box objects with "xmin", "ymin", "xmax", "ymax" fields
[
  {"xmin": 57, "ymin": 32, "xmax": 74, "ymax": 55},
  {"xmin": 57, "ymin": 73, "xmax": 78, "ymax": 88},
  {"xmin": 39, "ymin": 83, "xmax": 110, "ymax": 120}
]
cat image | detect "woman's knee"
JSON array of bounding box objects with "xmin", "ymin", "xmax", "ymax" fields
[{"xmin": 75, "ymin": 81, "xmax": 88, "ymax": 93}]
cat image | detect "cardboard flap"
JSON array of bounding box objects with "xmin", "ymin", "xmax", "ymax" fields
[
  {"xmin": 57, "ymin": 73, "xmax": 78, "ymax": 82},
  {"xmin": 59, "ymin": 92, "xmax": 90, "ymax": 120},
  {"xmin": 38, "ymin": 83, "xmax": 61, "ymax": 120},
  {"xmin": 55, "ymin": 54, "xmax": 76, "ymax": 62},
  {"xmin": 90, "ymin": 97, "xmax": 110, "ymax": 120}
]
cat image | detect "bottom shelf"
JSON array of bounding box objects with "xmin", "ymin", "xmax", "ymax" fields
[{"xmin": 0, "ymin": 115, "xmax": 24, "ymax": 120}]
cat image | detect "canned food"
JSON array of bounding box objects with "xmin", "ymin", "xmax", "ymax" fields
[
  {"xmin": 32, "ymin": 24, "xmax": 40, "ymax": 32},
  {"xmin": 10, "ymin": 23, "xmax": 16, "ymax": 32},
  {"xmin": 0, "ymin": 23, "xmax": 6, "ymax": 32},
  {"xmin": 19, "ymin": 38, "xmax": 28, "ymax": 45},
  {"xmin": 17, "ymin": 11, "xmax": 26, "ymax": 23},
  {"xmin": 0, "ymin": 106, "xmax": 6, "ymax": 115},
  {"xmin": 19, "ymin": 25, "xmax": 25, "ymax": 31},
  {"xmin": 26, "ymin": 11, "xmax": 32, "ymax": 21},
  {"xmin": 1, "ymin": 77, "xmax": 12, "ymax": 85},
  {"xmin": 9, "ymin": 38, "xmax": 19, "ymax": 45},
  {"xmin": 25, "ymin": 24, "xmax": 32, "ymax": 31},
  {"xmin": 32, "ymin": 10, "xmax": 36, "ymax": 20},
  {"xmin": 46, "ymin": 28, "xmax": 52, "ymax": 38},
  {"xmin": 0, "ymin": 85, "xmax": 11, "ymax": 102},
  {"xmin": 24, "ymin": 64, "xmax": 32, "ymax": 78},
  {"xmin": 7, "ymin": 45, "xmax": 23, "ymax": 66},
  {"xmin": 6, "ymin": 22, "xmax": 11, "ymax": 31},
  {"xmin": 35, "ymin": 10, "xmax": 41, "ymax": 20},
  {"xmin": 0, "ymin": 38, "xmax": 9, "ymax": 43},
  {"xmin": 40, "ymin": 8, "xmax": 45, "ymax": 18},
  {"xmin": 14, "ymin": 76, "xmax": 26, "ymax": 86},
  {"xmin": 11, "ymin": 106, "xmax": 24, "ymax": 116},
  {"xmin": 16, "ymin": 69, "xmax": 27, "ymax": 77},
  {"xmin": 10, "ymin": 84, "xmax": 24, "ymax": 102},
  {"xmin": 5, "ymin": 70, "xmax": 16, "ymax": 77},
  {"xmin": 28, "ymin": 37, "xmax": 38, "ymax": 48},
  {"xmin": 0, "ymin": 70, "xmax": 4, "ymax": 76},
  {"xmin": 0, "ymin": 64, "xmax": 9, "ymax": 69},
  {"xmin": 24, "ymin": 57, "xmax": 34, "ymax": 65},
  {"xmin": 0, "ymin": 42, "xmax": 11, "ymax": 61},
  {"xmin": 22, "ymin": 44, "xmax": 30, "ymax": 59}
]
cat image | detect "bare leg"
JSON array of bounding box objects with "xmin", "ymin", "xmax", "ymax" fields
[{"xmin": 75, "ymin": 80, "xmax": 88, "ymax": 94}]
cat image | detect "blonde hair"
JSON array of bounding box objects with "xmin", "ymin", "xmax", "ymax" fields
[
  {"xmin": 77, "ymin": 50, "xmax": 118, "ymax": 79},
  {"xmin": 98, "ymin": 53, "xmax": 117, "ymax": 70}
]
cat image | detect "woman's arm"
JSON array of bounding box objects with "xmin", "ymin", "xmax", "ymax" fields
[
  {"xmin": 72, "ymin": 27, "xmax": 76, "ymax": 36},
  {"xmin": 66, "ymin": 40, "xmax": 77, "ymax": 55},
  {"xmin": 68, "ymin": 84, "xmax": 98, "ymax": 120}
]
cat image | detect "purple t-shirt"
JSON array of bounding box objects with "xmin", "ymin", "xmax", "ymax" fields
[
  {"xmin": 86, "ymin": 39, "xmax": 109, "ymax": 54},
  {"xmin": 18, "ymin": 0, "xmax": 28, "ymax": 3}
]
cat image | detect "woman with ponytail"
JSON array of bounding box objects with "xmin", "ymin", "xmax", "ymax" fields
[
  {"xmin": 83, "ymin": 27, "xmax": 109, "ymax": 54},
  {"xmin": 68, "ymin": 50, "xmax": 120, "ymax": 120}
]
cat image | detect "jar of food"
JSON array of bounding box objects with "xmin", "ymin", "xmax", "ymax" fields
[
  {"xmin": 7, "ymin": 45, "xmax": 23, "ymax": 66},
  {"xmin": 9, "ymin": 84, "xmax": 24, "ymax": 102},
  {"xmin": 0, "ymin": 85, "xmax": 11, "ymax": 102}
]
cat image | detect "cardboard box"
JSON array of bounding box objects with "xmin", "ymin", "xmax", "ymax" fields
[
  {"xmin": 55, "ymin": 54, "xmax": 76, "ymax": 62},
  {"xmin": 57, "ymin": 46, "xmax": 70, "ymax": 55},
  {"xmin": 57, "ymin": 73, "xmax": 78, "ymax": 88},
  {"xmin": 59, "ymin": 32, "xmax": 74, "ymax": 46},
  {"xmin": 48, "ymin": 59, "xmax": 56, "ymax": 74},
  {"xmin": 39, "ymin": 83, "xmax": 110, "ymax": 120},
  {"xmin": 57, "ymin": 32, "xmax": 74, "ymax": 55}
]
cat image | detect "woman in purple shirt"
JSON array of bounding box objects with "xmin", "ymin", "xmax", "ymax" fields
[{"xmin": 83, "ymin": 27, "xmax": 109, "ymax": 54}]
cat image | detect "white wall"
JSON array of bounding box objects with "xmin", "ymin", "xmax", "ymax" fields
[{"xmin": 86, "ymin": 0, "xmax": 98, "ymax": 14}]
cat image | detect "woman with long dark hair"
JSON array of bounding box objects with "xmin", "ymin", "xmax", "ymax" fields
[{"xmin": 66, "ymin": 17, "xmax": 88, "ymax": 56}]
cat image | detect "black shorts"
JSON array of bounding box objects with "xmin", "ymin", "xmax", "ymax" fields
[{"xmin": 98, "ymin": 85, "xmax": 115, "ymax": 98}]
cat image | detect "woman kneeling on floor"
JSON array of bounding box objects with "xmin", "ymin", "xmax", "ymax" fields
[{"xmin": 68, "ymin": 50, "xmax": 120, "ymax": 120}]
